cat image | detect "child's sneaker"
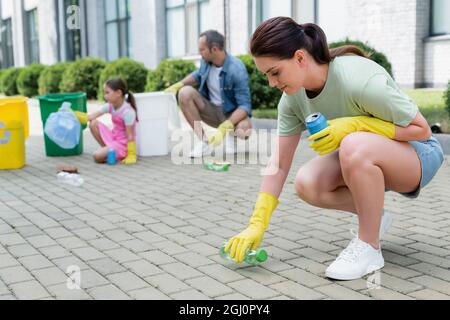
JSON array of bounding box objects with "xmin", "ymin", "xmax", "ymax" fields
[{"xmin": 326, "ymin": 238, "xmax": 384, "ymax": 281}]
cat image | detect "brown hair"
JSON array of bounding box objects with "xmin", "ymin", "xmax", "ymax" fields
[
  {"xmin": 250, "ymin": 17, "xmax": 367, "ymax": 63},
  {"xmin": 104, "ymin": 77, "xmax": 138, "ymax": 122}
]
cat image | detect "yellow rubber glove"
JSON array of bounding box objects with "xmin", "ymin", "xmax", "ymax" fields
[
  {"xmin": 308, "ymin": 116, "xmax": 396, "ymax": 156},
  {"xmin": 225, "ymin": 192, "xmax": 279, "ymax": 263},
  {"xmin": 164, "ymin": 82, "xmax": 184, "ymax": 95},
  {"xmin": 208, "ymin": 120, "xmax": 234, "ymax": 147},
  {"xmin": 122, "ymin": 141, "xmax": 137, "ymax": 165},
  {"xmin": 72, "ymin": 111, "xmax": 88, "ymax": 126}
]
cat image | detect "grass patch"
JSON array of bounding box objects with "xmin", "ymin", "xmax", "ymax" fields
[{"xmin": 253, "ymin": 89, "xmax": 449, "ymax": 133}]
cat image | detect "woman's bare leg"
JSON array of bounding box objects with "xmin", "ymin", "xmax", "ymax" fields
[
  {"xmin": 338, "ymin": 132, "xmax": 420, "ymax": 249},
  {"xmin": 295, "ymin": 132, "xmax": 421, "ymax": 249}
]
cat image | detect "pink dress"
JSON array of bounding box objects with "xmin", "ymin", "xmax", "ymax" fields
[{"xmin": 97, "ymin": 103, "xmax": 136, "ymax": 161}]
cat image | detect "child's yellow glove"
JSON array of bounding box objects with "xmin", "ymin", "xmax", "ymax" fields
[
  {"xmin": 73, "ymin": 111, "xmax": 88, "ymax": 126},
  {"xmin": 208, "ymin": 120, "xmax": 234, "ymax": 147},
  {"xmin": 308, "ymin": 116, "xmax": 396, "ymax": 156},
  {"xmin": 225, "ymin": 192, "xmax": 279, "ymax": 263},
  {"xmin": 122, "ymin": 141, "xmax": 137, "ymax": 165}
]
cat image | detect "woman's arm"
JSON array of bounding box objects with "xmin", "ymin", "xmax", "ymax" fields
[
  {"xmin": 260, "ymin": 134, "xmax": 301, "ymax": 198},
  {"xmin": 395, "ymin": 111, "xmax": 432, "ymax": 142}
]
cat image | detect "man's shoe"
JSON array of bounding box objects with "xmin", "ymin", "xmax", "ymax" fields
[{"xmin": 189, "ymin": 141, "xmax": 213, "ymax": 158}]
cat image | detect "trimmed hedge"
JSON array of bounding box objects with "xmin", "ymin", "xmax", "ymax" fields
[
  {"xmin": 38, "ymin": 62, "xmax": 71, "ymax": 95},
  {"xmin": 238, "ymin": 54, "xmax": 282, "ymax": 110},
  {"xmin": 146, "ymin": 59, "xmax": 196, "ymax": 92},
  {"xmin": 1, "ymin": 68, "xmax": 23, "ymax": 96},
  {"xmin": 17, "ymin": 64, "xmax": 46, "ymax": 97},
  {"xmin": 445, "ymin": 80, "xmax": 450, "ymax": 117},
  {"xmin": 60, "ymin": 57, "xmax": 106, "ymax": 99},
  {"xmin": 98, "ymin": 58, "xmax": 148, "ymax": 99},
  {"xmin": 329, "ymin": 38, "xmax": 393, "ymax": 77}
]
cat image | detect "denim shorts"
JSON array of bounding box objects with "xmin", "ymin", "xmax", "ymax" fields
[{"xmin": 397, "ymin": 135, "xmax": 445, "ymax": 199}]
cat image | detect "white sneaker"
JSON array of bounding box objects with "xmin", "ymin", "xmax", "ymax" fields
[
  {"xmin": 225, "ymin": 135, "xmax": 237, "ymax": 155},
  {"xmin": 326, "ymin": 238, "xmax": 384, "ymax": 280},
  {"xmin": 189, "ymin": 141, "xmax": 213, "ymax": 158},
  {"xmin": 380, "ymin": 210, "xmax": 393, "ymax": 240}
]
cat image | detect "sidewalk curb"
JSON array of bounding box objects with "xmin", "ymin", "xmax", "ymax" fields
[{"xmin": 252, "ymin": 118, "xmax": 450, "ymax": 155}]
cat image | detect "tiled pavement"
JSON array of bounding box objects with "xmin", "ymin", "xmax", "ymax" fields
[{"xmin": 0, "ymin": 100, "xmax": 449, "ymax": 300}]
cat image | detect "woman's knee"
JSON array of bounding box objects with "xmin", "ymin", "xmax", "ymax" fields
[
  {"xmin": 339, "ymin": 133, "xmax": 373, "ymax": 171},
  {"xmin": 295, "ymin": 169, "xmax": 322, "ymax": 205}
]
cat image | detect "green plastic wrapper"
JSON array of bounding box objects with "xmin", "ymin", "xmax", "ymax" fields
[{"xmin": 203, "ymin": 161, "xmax": 231, "ymax": 172}]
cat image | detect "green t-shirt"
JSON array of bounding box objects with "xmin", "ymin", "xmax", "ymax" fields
[{"xmin": 277, "ymin": 55, "xmax": 418, "ymax": 137}]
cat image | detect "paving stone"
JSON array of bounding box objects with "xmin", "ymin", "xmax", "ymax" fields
[
  {"xmin": 269, "ymin": 281, "xmax": 325, "ymax": 300},
  {"xmin": 88, "ymin": 284, "xmax": 130, "ymax": 300},
  {"xmin": 9, "ymin": 281, "xmax": 52, "ymax": 300}
]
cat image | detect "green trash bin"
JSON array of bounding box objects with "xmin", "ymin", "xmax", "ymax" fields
[{"xmin": 38, "ymin": 92, "xmax": 87, "ymax": 157}]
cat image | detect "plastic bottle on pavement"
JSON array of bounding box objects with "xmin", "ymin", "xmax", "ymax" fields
[
  {"xmin": 107, "ymin": 148, "xmax": 117, "ymax": 165},
  {"xmin": 219, "ymin": 243, "xmax": 268, "ymax": 265},
  {"xmin": 57, "ymin": 172, "xmax": 84, "ymax": 187}
]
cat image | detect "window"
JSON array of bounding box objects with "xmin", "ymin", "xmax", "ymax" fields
[
  {"xmin": 256, "ymin": 0, "xmax": 292, "ymax": 25},
  {"xmin": 166, "ymin": 0, "xmax": 212, "ymax": 57},
  {"xmin": 431, "ymin": 0, "xmax": 450, "ymax": 36},
  {"xmin": 24, "ymin": 8, "xmax": 40, "ymax": 64},
  {"xmin": 0, "ymin": 18, "xmax": 14, "ymax": 68},
  {"xmin": 63, "ymin": 0, "xmax": 82, "ymax": 60},
  {"xmin": 105, "ymin": 0, "xmax": 131, "ymax": 61}
]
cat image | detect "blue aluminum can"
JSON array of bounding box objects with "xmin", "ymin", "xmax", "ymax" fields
[
  {"xmin": 306, "ymin": 112, "xmax": 328, "ymax": 136},
  {"xmin": 107, "ymin": 148, "xmax": 116, "ymax": 165}
]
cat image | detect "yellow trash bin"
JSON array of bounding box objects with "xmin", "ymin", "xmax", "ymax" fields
[
  {"xmin": 0, "ymin": 97, "xmax": 29, "ymax": 139},
  {"xmin": 0, "ymin": 120, "xmax": 25, "ymax": 170}
]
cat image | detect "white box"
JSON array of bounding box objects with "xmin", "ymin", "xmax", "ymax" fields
[{"xmin": 135, "ymin": 92, "xmax": 174, "ymax": 157}]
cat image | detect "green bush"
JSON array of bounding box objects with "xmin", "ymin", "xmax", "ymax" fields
[
  {"xmin": 1, "ymin": 68, "xmax": 23, "ymax": 96},
  {"xmin": 38, "ymin": 62, "xmax": 71, "ymax": 95},
  {"xmin": 238, "ymin": 54, "xmax": 282, "ymax": 110},
  {"xmin": 444, "ymin": 81, "xmax": 450, "ymax": 117},
  {"xmin": 98, "ymin": 58, "xmax": 148, "ymax": 99},
  {"xmin": 329, "ymin": 39, "xmax": 393, "ymax": 77},
  {"xmin": 17, "ymin": 64, "xmax": 46, "ymax": 97},
  {"xmin": 146, "ymin": 59, "xmax": 196, "ymax": 92},
  {"xmin": 60, "ymin": 57, "xmax": 106, "ymax": 99}
]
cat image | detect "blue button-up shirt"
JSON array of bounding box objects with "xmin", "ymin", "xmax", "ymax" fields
[{"xmin": 191, "ymin": 54, "xmax": 252, "ymax": 117}]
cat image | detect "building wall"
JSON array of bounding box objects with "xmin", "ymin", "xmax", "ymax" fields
[
  {"xmin": 85, "ymin": 0, "xmax": 105, "ymax": 60},
  {"xmin": 424, "ymin": 36, "xmax": 450, "ymax": 87},
  {"xmin": 346, "ymin": 0, "xmax": 422, "ymax": 88},
  {"xmin": 34, "ymin": 0, "xmax": 58, "ymax": 65},
  {"xmin": 229, "ymin": 0, "xmax": 251, "ymax": 55}
]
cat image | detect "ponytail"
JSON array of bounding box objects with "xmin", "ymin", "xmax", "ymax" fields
[
  {"xmin": 251, "ymin": 17, "xmax": 367, "ymax": 63},
  {"xmin": 330, "ymin": 45, "xmax": 368, "ymax": 59},
  {"xmin": 126, "ymin": 91, "xmax": 139, "ymax": 122}
]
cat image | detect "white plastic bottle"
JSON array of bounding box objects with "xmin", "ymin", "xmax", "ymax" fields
[{"xmin": 57, "ymin": 172, "xmax": 84, "ymax": 187}]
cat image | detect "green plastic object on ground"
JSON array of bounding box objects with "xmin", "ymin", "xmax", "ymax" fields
[
  {"xmin": 203, "ymin": 161, "xmax": 231, "ymax": 172},
  {"xmin": 38, "ymin": 92, "xmax": 87, "ymax": 157},
  {"xmin": 219, "ymin": 243, "xmax": 268, "ymax": 265}
]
